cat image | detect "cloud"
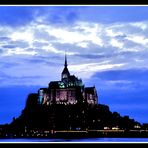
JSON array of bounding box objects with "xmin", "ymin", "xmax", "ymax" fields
[
  {"xmin": 125, "ymin": 35, "xmax": 148, "ymax": 46},
  {"xmin": 90, "ymin": 69, "xmax": 148, "ymax": 91},
  {"xmin": 4, "ymin": 48, "xmax": 37, "ymax": 56},
  {"xmin": 130, "ymin": 22, "xmax": 147, "ymax": 30},
  {"xmin": 10, "ymin": 31, "xmax": 33, "ymax": 43},
  {"xmin": 2, "ymin": 45, "xmax": 16, "ymax": 49},
  {"xmin": 33, "ymin": 6, "xmax": 80, "ymax": 26},
  {"xmin": 69, "ymin": 62, "xmax": 125, "ymax": 79},
  {"xmin": 0, "ymin": 6, "xmax": 148, "ymax": 87},
  {"xmin": 110, "ymin": 38, "xmax": 124, "ymax": 48}
]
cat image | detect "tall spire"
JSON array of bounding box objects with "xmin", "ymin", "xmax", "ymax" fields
[
  {"xmin": 64, "ymin": 52, "xmax": 67, "ymax": 67},
  {"xmin": 61, "ymin": 52, "xmax": 70, "ymax": 80}
]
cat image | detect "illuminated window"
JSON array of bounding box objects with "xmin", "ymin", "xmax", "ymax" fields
[
  {"xmin": 39, "ymin": 90, "xmax": 43, "ymax": 96},
  {"xmin": 39, "ymin": 96, "xmax": 42, "ymax": 104},
  {"xmin": 63, "ymin": 74, "xmax": 68, "ymax": 78},
  {"xmin": 69, "ymin": 82, "xmax": 73, "ymax": 86},
  {"xmin": 58, "ymin": 82, "xmax": 65, "ymax": 88}
]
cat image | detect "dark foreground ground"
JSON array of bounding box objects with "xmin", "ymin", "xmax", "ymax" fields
[{"xmin": 1, "ymin": 129, "xmax": 148, "ymax": 139}]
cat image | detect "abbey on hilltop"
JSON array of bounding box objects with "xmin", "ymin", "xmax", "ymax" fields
[
  {"xmin": 1, "ymin": 54, "xmax": 142, "ymax": 138},
  {"xmin": 38, "ymin": 54, "xmax": 98, "ymax": 106}
]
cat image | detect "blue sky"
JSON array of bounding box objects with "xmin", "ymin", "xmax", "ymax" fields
[{"xmin": 1, "ymin": 6, "xmax": 148, "ymax": 124}]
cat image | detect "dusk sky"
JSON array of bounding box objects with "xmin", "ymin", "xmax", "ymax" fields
[{"xmin": 1, "ymin": 6, "xmax": 148, "ymax": 124}]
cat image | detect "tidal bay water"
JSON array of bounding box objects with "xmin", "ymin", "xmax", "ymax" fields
[{"xmin": 0, "ymin": 138, "xmax": 148, "ymax": 143}]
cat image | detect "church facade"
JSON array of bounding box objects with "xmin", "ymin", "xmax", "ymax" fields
[{"xmin": 38, "ymin": 54, "xmax": 98, "ymax": 105}]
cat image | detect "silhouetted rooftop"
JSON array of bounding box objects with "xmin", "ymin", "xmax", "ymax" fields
[{"xmin": 85, "ymin": 87, "xmax": 95, "ymax": 94}]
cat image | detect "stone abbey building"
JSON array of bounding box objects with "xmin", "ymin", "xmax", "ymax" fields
[
  {"xmin": 38, "ymin": 54, "xmax": 98, "ymax": 106},
  {"xmin": 7, "ymin": 54, "xmax": 141, "ymax": 135},
  {"xmin": 8, "ymin": 54, "xmax": 140, "ymax": 135}
]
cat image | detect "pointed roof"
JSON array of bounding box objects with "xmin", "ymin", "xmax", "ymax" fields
[
  {"xmin": 64, "ymin": 52, "xmax": 67, "ymax": 67},
  {"xmin": 62, "ymin": 52, "xmax": 70, "ymax": 76}
]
